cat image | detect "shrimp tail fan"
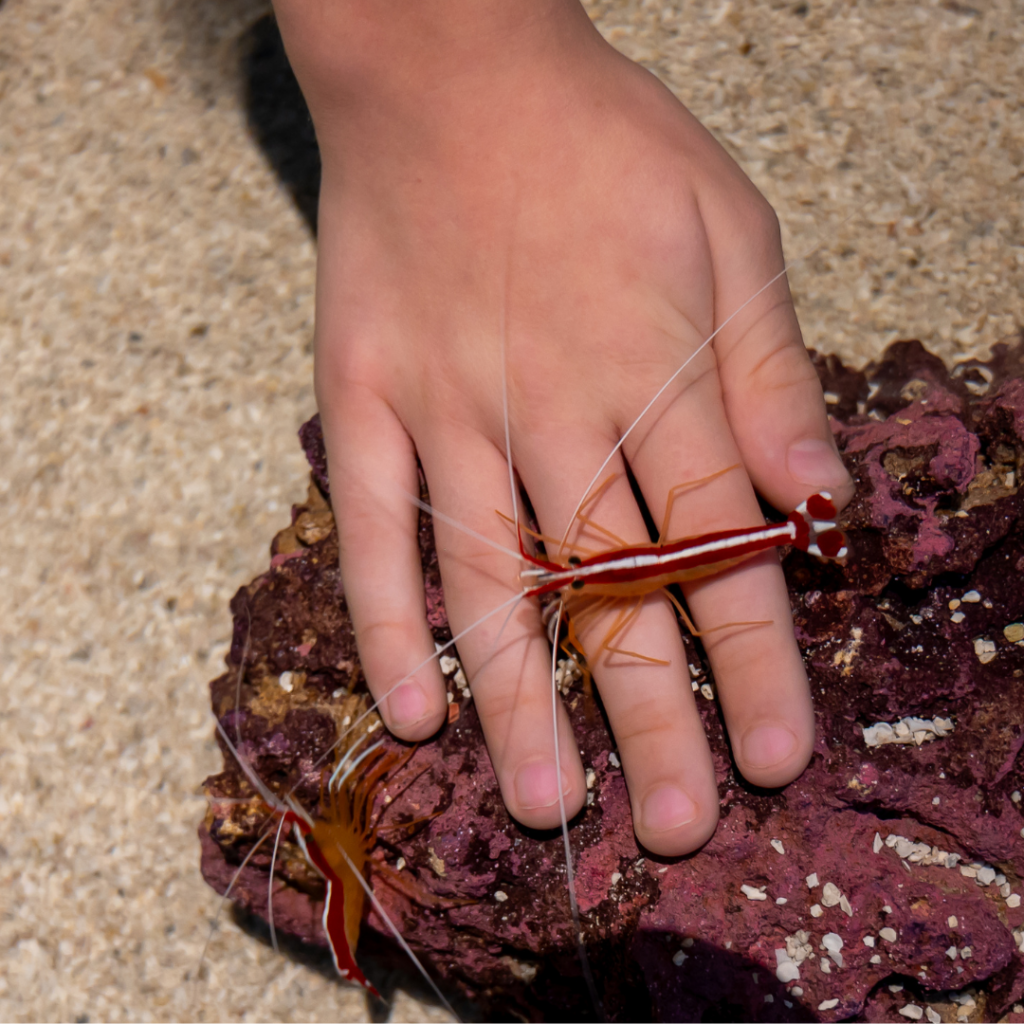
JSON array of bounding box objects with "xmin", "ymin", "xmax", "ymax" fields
[{"xmin": 787, "ymin": 491, "xmax": 849, "ymax": 562}]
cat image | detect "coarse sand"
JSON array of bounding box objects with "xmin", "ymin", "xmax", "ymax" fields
[{"xmin": 0, "ymin": 0, "xmax": 1021, "ymax": 1020}]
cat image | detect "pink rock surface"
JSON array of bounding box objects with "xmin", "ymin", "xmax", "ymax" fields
[{"xmin": 202, "ymin": 338, "xmax": 1024, "ymax": 1021}]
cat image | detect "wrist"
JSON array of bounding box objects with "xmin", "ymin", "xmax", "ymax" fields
[{"xmin": 272, "ymin": 0, "xmax": 608, "ymax": 163}]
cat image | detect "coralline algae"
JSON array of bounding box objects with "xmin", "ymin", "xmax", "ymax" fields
[{"xmin": 201, "ymin": 338, "xmax": 1024, "ymax": 1021}]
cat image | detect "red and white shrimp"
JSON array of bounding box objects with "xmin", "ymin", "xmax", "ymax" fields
[{"xmin": 201, "ymin": 703, "xmax": 459, "ymax": 1019}]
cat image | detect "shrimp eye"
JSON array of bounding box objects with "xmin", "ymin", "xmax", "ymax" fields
[
  {"xmin": 571, "ymin": 578, "xmax": 585, "ymax": 591},
  {"xmin": 568, "ymin": 556, "xmax": 581, "ymax": 567}
]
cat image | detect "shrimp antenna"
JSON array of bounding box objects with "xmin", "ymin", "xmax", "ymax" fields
[
  {"xmin": 561, "ymin": 204, "xmax": 869, "ymax": 548},
  {"xmin": 191, "ymin": 826, "xmax": 274, "ymax": 1002},
  {"xmin": 404, "ymin": 492, "xmax": 522, "ymax": 561},
  {"xmin": 310, "ymin": 589, "xmax": 528, "ymax": 772},
  {"xmin": 548, "ymin": 597, "xmax": 603, "ymax": 1018},
  {"xmin": 266, "ymin": 812, "xmax": 289, "ymax": 955},
  {"xmin": 500, "ymin": 298, "xmax": 521, "ymax": 560}
]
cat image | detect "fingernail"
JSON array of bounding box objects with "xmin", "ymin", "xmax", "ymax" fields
[
  {"xmin": 641, "ymin": 785, "xmax": 697, "ymax": 833},
  {"xmin": 514, "ymin": 761, "xmax": 567, "ymax": 810},
  {"xmin": 387, "ymin": 683, "xmax": 429, "ymax": 730},
  {"xmin": 743, "ymin": 724, "xmax": 797, "ymax": 768},
  {"xmin": 787, "ymin": 438, "xmax": 851, "ymax": 490}
]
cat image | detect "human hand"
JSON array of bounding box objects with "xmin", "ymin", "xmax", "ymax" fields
[{"xmin": 273, "ymin": 0, "xmax": 854, "ymax": 856}]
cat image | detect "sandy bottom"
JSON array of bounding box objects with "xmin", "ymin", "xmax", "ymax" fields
[{"xmin": 0, "ymin": 0, "xmax": 1020, "ymax": 1020}]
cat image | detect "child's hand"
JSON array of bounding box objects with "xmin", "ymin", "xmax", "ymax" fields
[{"xmin": 274, "ymin": 0, "xmax": 853, "ymax": 856}]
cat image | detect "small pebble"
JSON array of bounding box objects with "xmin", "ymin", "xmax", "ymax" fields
[
  {"xmin": 776, "ymin": 897, "xmax": 788, "ymax": 905},
  {"xmin": 960, "ymin": 946, "xmax": 972, "ymax": 959},
  {"xmin": 818, "ymin": 998, "xmax": 839, "ymax": 1010},
  {"xmin": 608, "ymin": 751, "xmax": 620, "ymax": 768},
  {"xmin": 819, "ymin": 957, "xmax": 832, "ymax": 974},
  {"xmin": 806, "ymin": 872, "xmax": 819, "ymax": 889},
  {"xmin": 863, "ymin": 935, "xmax": 876, "ymax": 948},
  {"xmin": 973, "ymin": 636, "xmax": 997, "ymax": 664},
  {"xmin": 610, "ymin": 872, "xmax": 622, "ymax": 886},
  {"xmin": 672, "ymin": 949, "xmax": 688, "ymax": 966},
  {"xmin": 700, "ymin": 683, "xmax": 714, "ymax": 700},
  {"xmin": 682, "ymin": 938, "xmax": 695, "ymax": 948},
  {"xmin": 1007, "ymin": 893, "xmax": 1021, "ymax": 908},
  {"xmin": 1004, "ymin": 623, "xmax": 1024, "ymax": 643},
  {"xmin": 770, "ymin": 838, "xmax": 785, "ymax": 855},
  {"xmin": 821, "ymin": 882, "xmax": 841, "ymax": 907},
  {"xmin": 869, "ymin": 954, "xmax": 881, "ymax": 964},
  {"xmin": 741, "ymin": 884, "xmax": 768, "ymax": 901},
  {"xmin": 977, "ymin": 866, "xmax": 997, "ymax": 886},
  {"xmin": 395, "ymin": 856, "xmax": 406, "ymax": 871},
  {"xmin": 926, "ymin": 1008, "xmax": 942, "ymax": 1024},
  {"xmin": 961, "ymin": 590, "xmax": 981, "ymax": 603},
  {"xmin": 494, "ymin": 891, "xmax": 508, "ymax": 903},
  {"xmin": 882, "ymin": 905, "xmax": 893, "ymax": 914},
  {"xmin": 950, "ymin": 611, "xmax": 966, "ymax": 624},
  {"xmin": 792, "ymin": 987, "xmax": 804, "ymax": 997},
  {"xmin": 810, "ymin": 904, "xmax": 823, "ymax": 918},
  {"xmin": 278, "ymin": 670, "xmax": 294, "ymax": 693},
  {"xmin": 932, "ymin": 796, "xmax": 940, "ymax": 805},
  {"xmin": 776, "ymin": 961, "xmax": 800, "ymax": 984},
  {"xmin": 764, "ymin": 994, "xmax": 774, "ymax": 1004},
  {"xmin": 898, "ymin": 1006, "xmax": 923, "ymax": 1021},
  {"xmin": 946, "ymin": 946, "xmax": 958, "ymax": 960},
  {"xmin": 948, "ymin": 599, "xmax": 962, "ymax": 611},
  {"xmin": 889, "ymin": 985, "xmax": 904, "ymax": 993},
  {"xmin": 948, "ymin": 915, "xmax": 959, "ymax": 928},
  {"xmin": 880, "ymin": 927, "xmax": 898, "ymax": 942}
]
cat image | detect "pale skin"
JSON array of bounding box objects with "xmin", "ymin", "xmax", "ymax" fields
[{"xmin": 272, "ymin": 0, "xmax": 854, "ymax": 858}]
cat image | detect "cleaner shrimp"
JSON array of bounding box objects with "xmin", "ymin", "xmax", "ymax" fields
[{"xmin": 199, "ymin": 688, "xmax": 460, "ymax": 1018}]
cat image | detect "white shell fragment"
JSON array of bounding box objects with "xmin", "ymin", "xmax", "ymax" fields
[
  {"xmin": 863, "ymin": 716, "xmax": 954, "ymax": 747},
  {"xmin": 1007, "ymin": 894, "xmax": 1021, "ymax": 909},
  {"xmin": 775, "ymin": 960, "xmax": 800, "ymax": 983},
  {"xmin": 278, "ymin": 670, "xmax": 294, "ymax": 692},
  {"xmin": 494, "ymin": 890, "xmax": 508, "ymax": 903},
  {"xmin": 821, "ymin": 882, "xmax": 842, "ymax": 907},
  {"xmin": 899, "ymin": 1005, "xmax": 924, "ymax": 1020},
  {"xmin": 961, "ymin": 590, "xmax": 981, "ymax": 603},
  {"xmin": 883, "ymin": 832, "xmax": 963, "ymax": 869},
  {"xmin": 810, "ymin": 904, "xmax": 823, "ymax": 917},
  {"xmin": 741, "ymin": 884, "xmax": 768, "ymax": 901},
  {"xmin": 973, "ymin": 637, "xmax": 997, "ymax": 664},
  {"xmin": 880, "ymin": 927, "xmax": 898, "ymax": 942},
  {"xmin": 770, "ymin": 839, "xmax": 785, "ymax": 855},
  {"xmin": 806, "ymin": 872, "xmax": 819, "ymax": 889},
  {"xmin": 819, "ymin": 998, "xmax": 839, "ymax": 1010}
]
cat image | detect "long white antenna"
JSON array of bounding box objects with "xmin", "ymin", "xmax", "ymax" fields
[
  {"xmin": 336, "ymin": 845, "xmax": 462, "ymax": 1022},
  {"xmin": 560, "ymin": 209, "xmax": 865, "ymax": 548},
  {"xmin": 549, "ymin": 598, "xmax": 602, "ymax": 1016}
]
